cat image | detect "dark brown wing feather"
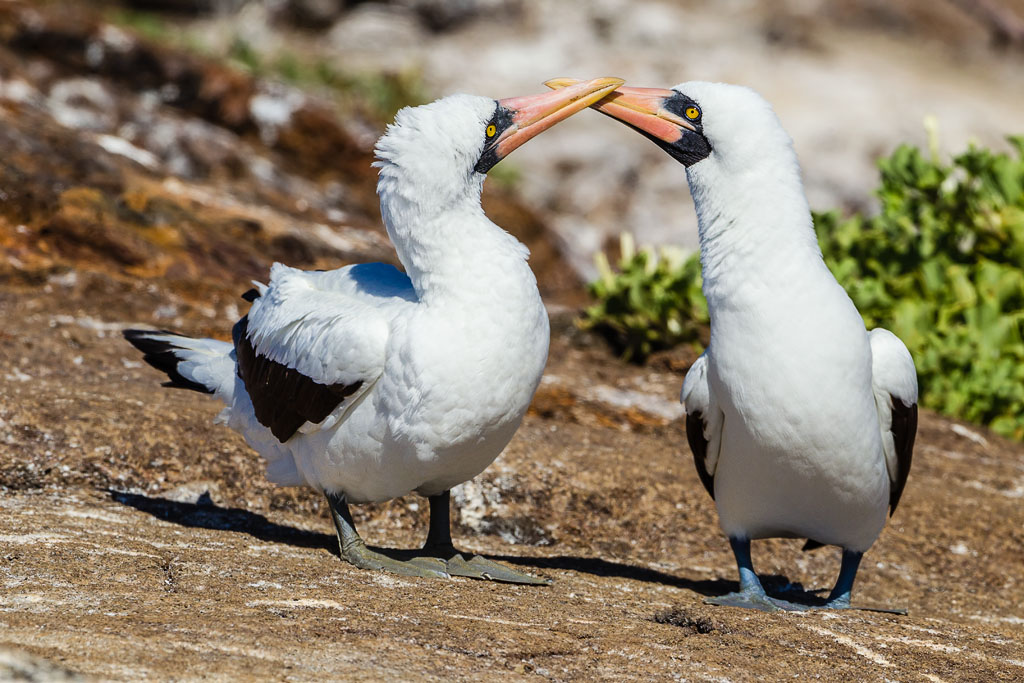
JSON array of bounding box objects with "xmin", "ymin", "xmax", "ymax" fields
[
  {"xmin": 686, "ymin": 410, "xmax": 715, "ymax": 500},
  {"xmin": 233, "ymin": 316, "xmax": 363, "ymax": 443},
  {"xmin": 888, "ymin": 398, "xmax": 917, "ymax": 514}
]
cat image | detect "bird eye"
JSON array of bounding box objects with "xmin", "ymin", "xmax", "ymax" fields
[
  {"xmin": 685, "ymin": 106, "xmax": 700, "ymax": 120},
  {"xmin": 486, "ymin": 124, "xmax": 497, "ymax": 138}
]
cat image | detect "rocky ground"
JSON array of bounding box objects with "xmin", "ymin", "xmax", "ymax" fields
[
  {"xmin": 3, "ymin": 274, "xmax": 1024, "ymax": 681},
  {"xmin": 2, "ymin": 1, "xmax": 1023, "ymax": 681}
]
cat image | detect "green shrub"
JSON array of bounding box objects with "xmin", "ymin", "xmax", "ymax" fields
[
  {"xmin": 581, "ymin": 233, "xmax": 706, "ymax": 362},
  {"xmin": 585, "ymin": 134, "xmax": 1024, "ymax": 439},
  {"xmin": 815, "ymin": 134, "xmax": 1024, "ymax": 439}
]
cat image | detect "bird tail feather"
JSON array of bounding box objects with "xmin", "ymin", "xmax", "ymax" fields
[{"xmin": 123, "ymin": 329, "xmax": 236, "ymax": 401}]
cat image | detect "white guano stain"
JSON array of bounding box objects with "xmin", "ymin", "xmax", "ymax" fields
[{"xmin": 799, "ymin": 624, "xmax": 892, "ymax": 667}]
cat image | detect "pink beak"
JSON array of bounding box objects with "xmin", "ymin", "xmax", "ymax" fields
[
  {"xmin": 544, "ymin": 79, "xmax": 695, "ymax": 144},
  {"xmin": 489, "ymin": 77, "xmax": 624, "ymax": 161}
]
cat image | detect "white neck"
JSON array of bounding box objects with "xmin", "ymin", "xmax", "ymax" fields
[
  {"xmin": 686, "ymin": 152, "xmax": 827, "ymax": 311},
  {"xmin": 377, "ymin": 164, "xmax": 536, "ymax": 305}
]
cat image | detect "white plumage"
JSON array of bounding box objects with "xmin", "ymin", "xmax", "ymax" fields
[
  {"xmin": 150, "ymin": 96, "xmax": 549, "ymax": 503},
  {"xmin": 126, "ymin": 79, "xmax": 623, "ymax": 582},
  {"xmin": 555, "ymin": 78, "xmax": 919, "ymax": 610},
  {"xmin": 674, "ymin": 81, "xmax": 917, "ymax": 551}
]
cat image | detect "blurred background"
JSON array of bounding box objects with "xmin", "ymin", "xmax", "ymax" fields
[
  {"xmin": 3, "ymin": 0, "xmax": 1023, "ymax": 277},
  {"xmin": 3, "ymin": 0, "xmax": 1024, "ymax": 438}
]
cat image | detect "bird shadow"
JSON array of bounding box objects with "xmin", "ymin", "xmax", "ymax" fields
[
  {"xmin": 489, "ymin": 553, "xmax": 826, "ymax": 604},
  {"xmin": 109, "ymin": 490, "xmax": 823, "ymax": 604},
  {"xmin": 109, "ymin": 490, "xmax": 341, "ymax": 557},
  {"xmin": 489, "ymin": 553, "xmax": 731, "ymax": 597}
]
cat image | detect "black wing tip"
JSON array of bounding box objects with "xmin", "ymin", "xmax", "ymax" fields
[
  {"xmin": 801, "ymin": 539, "xmax": 826, "ymax": 552},
  {"xmin": 241, "ymin": 288, "xmax": 261, "ymax": 302},
  {"xmin": 123, "ymin": 328, "xmax": 190, "ymax": 349},
  {"xmin": 160, "ymin": 377, "xmax": 215, "ymax": 394},
  {"xmin": 123, "ymin": 328, "xmax": 215, "ymax": 395},
  {"xmin": 123, "ymin": 329, "xmax": 179, "ymax": 361}
]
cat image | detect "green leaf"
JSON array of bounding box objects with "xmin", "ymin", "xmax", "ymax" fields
[{"xmin": 587, "ymin": 133, "xmax": 1024, "ymax": 438}]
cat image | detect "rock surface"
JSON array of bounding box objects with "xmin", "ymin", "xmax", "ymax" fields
[
  {"xmin": 2, "ymin": 2, "xmax": 1023, "ymax": 680},
  {"xmin": 2, "ymin": 282, "xmax": 1024, "ymax": 680}
]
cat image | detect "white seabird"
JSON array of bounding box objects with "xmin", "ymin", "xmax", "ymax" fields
[
  {"xmin": 124, "ymin": 77, "xmax": 624, "ymax": 583},
  {"xmin": 548, "ymin": 78, "xmax": 918, "ymax": 611}
]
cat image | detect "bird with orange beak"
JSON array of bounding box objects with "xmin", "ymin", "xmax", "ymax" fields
[
  {"xmin": 547, "ymin": 79, "xmax": 918, "ymax": 612},
  {"xmin": 124, "ymin": 77, "xmax": 623, "ymax": 584}
]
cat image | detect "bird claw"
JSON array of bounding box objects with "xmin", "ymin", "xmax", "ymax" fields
[
  {"xmin": 419, "ymin": 544, "xmax": 550, "ymax": 585},
  {"xmin": 342, "ymin": 542, "xmax": 450, "ymax": 580},
  {"xmin": 445, "ymin": 553, "xmax": 551, "ymax": 585},
  {"xmin": 344, "ymin": 545, "xmax": 550, "ymax": 585},
  {"xmin": 705, "ymin": 589, "xmax": 807, "ymax": 613},
  {"xmin": 328, "ymin": 494, "xmax": 547, "ymax": 584}
]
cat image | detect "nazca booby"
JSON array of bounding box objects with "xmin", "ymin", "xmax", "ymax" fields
[
  {"xmin": 548, "ymin": 79, "xmax": 918, "ymax": 611},
  {"xmin": 124, "ymin": 77, "xmax": 624, "ymax": 583}
]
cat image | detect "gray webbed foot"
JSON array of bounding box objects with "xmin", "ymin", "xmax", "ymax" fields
[
  {"xmin": 814, "ymin": 596, "xmax": 908, "ymax": 615},
  {"xmin": 325, "ymin": 490, "xmax": 549, "ymax": 584},
  {"xmin": 813, "ymin": 549, "xmax": 907, "ymax": 614},
  {"xmin": 705, "ymin": 587, "xmax": 807, "ymax": 613},
  {"xmin": 343, "ymin": 538, "xmax": 450, "ymax": 579},
  {"xmin": 803, "ymin": 550, "xmax": 907, "ymax": 614},
  {"xmin": 705, "ymin": 537, "xmax": 808, "ymax": 612},
  {"xmin": 421, "ymin": 492, "xmax": 550, "ymax": 585},
  {"xmin": 326, "ymin": 491, "xmax": 449, "ymax": 580},
  {"xmin": 424, "ymin": 545, "xmax": 551, "ymax": 585}
]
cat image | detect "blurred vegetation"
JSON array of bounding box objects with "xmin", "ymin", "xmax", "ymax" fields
[
  {"xmin": 816, "ymin": 133, "xmax": 1024, "ymax": 439},
  {"xmin": 107, "ymin": 8, "xmax": 174, "ymax": 43},
  {"xmin": 226, "ymin": 38, "xmax": 428, "ymax": 124},
  {"xmin": 581, "ymin": 233, "xmax": 706, "ymax": 362},
  {"xmin": 487, "ymin": 161, "xmax": 523, "ymax": 191},
  {"xmin": 586, "ymin": 134, "xmax": 1024, "ymax": 439},
  {"xmin": 105, "ymin": 10, "xmax": 428, "ymax": 125}
]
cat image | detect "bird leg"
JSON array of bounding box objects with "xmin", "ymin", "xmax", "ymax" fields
[
  {"xmin": 822, "ymin": 548, "xmax": 861, "ymax": 609},
  {"xmin": 325, "ymin": 491, "xmax": 449, "ymax": 579},
  {"xmin": 417, "ymin": 490, "xmax": 550, "ymax": 585},
  {"xmin": 705, "ymin": 537, "xmax": 807, "ymax": 612},
  {"xmin": 818, "ymin": 549, "xmax": 908, "ymax": 615}
]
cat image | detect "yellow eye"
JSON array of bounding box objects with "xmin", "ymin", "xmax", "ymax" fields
[
  {"xmin": 685, "ymin": 106, "xmax": 700, "ymax": 120},
  {"xmin": 486, "ymin": 124, "xmax": 497, "ymax": 137}
]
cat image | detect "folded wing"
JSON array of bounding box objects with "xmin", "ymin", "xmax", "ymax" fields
[
  {"xmin": 868, "ymin": 328, "xmax": 919, "ymax": 514},
  {"xmin": 238, "ymin": 262, "xmax": 416, "ymax": 443},
  {"xmin": 681, "ymin": 350, "xmax": 724, "ymax": 499}
]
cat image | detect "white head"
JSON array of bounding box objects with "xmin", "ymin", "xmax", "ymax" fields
[
  {"xmin": 669, "ymin": 81, "xmax": 798, "ymax": 179},
  {"xmin": 653, "ymin": 83, "xmax": 808, "ymax": 237},
  {"xmin": 544, "ymin": 78, "xmax": 815, "ymax": 256},
  {"xmin": 371, "ymin": 79, "xmax": 623, "ymax": 295},
  {"xmin": 374, "ymin": 78, "xmax": 625, "ymax": 214},
  {"xmin": 374, "ymin": 94, "xmax": 497, "ymax": 210},
  {"xmin": 544, "ymin": 79, "xmax": 799, "ymax": 179}
]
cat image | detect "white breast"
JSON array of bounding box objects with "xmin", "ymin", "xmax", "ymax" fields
[
  {"xmin": 708, "ymin": 261, "xmax": 890, "ymax": 551},
  {"xmin": 285, "ymin": 258, "xmax": 548, "ymax": 503}
]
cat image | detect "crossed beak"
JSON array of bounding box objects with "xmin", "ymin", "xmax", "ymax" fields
[
  {"xmin": 491, "ymin": 77, "xmax": 624, "ymax": 160},
  {"xmin": 544, "ymin": 78, "xmax": 695, "ymax": 144}
]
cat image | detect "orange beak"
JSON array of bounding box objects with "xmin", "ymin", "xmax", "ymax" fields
[
  {"xmin": 544, "ymin": 78, "xmax": 696, "ymax": 144},
  {"xmin": 489, "ymin": 77, "xmax": 624, "ymax": 160}
]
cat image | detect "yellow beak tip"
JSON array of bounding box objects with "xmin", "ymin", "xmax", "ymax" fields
[{"xmin": 544, "ymin": 77, "xmax": 584, "ymax": 90}]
